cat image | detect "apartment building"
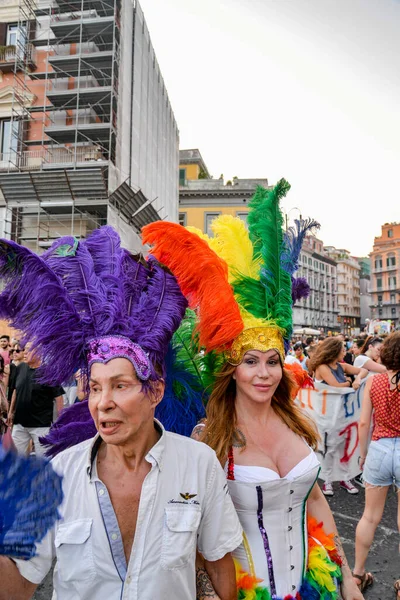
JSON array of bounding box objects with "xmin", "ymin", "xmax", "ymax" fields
[
  {"xmin": 370, "ymin": 222, "xmax": 400, "ymax": 328},
  {"xmin": 0, "ymin": 0, "xmax": 178, "ymax": 252},
  {"xmin": 324, "ymin": 246, "xmax": 361, "ymax": 334},
  {"xmin": 179, "ymin": 149, "xmax": 269, "ymax": 232},
  {"xmin": 294, "ymin": 235, "xmax": 339, "ymax": 332}
]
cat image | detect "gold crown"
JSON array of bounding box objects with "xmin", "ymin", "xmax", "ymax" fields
[{"xmin": 226, "ymin": 327, "xmax": 285, "ymax": 365}]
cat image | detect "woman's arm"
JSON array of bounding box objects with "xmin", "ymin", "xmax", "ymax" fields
[
  {"xmin": 357, "ymin": 359, "xmax": 386, "ymax": 374},
  {"xmin": 315, "ymin": 365, "xmax": 351, "ymax": 387},
  {"xmin": 342, "ymin": 365, "xmax": 369, "ymax": 389},
  {"xmin": 307, "ymin": 484, "xmax": 364, "ymax": 600},
  {"xmin": 358, "ymin": 377, "xmax": 373, "ymax": 470}
]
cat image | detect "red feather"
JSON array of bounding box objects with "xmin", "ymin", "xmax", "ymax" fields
[{"xmin": 142, "ymin": 222, "xmax": 244, "ymax": 351}]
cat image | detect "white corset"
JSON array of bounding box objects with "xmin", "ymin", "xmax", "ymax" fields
[{"xmin": 228, "ymin": 456, "xmax": 320, "ymax": 598}]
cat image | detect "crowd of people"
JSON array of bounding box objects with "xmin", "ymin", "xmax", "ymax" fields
[{"xmin": 0, "ymin": 181, "xmax": 399, "ymax": 600}]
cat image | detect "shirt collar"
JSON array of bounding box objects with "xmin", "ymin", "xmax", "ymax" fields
[{"xmin": 86, "ymin": 418, "xmax": 166, "ymax": 479}]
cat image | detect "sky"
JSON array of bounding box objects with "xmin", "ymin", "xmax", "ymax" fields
[{"xmin": 139, "ymin": 0, "xmax": 400, "ymax": 256}]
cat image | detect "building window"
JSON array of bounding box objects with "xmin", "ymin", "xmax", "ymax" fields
[
  {"xmin": 308, "ymin": 257, "xmax": 312, "ymax": 266},
  {"xmin": 388, "ymin": 229, "xmax": 393, "ymax": 238},
  {"xmin": 0, "ymin": 119, "xmax": 18, "ymax": 156},
  {"xmin": 6, "ymin": 23, "xmax": 26, "ymax": 57},
  {"xmin": 392, "ymin": 307, "xmax": 396, "ymax": 315},
  {"xmin": 379, "ymin": 308, "xmax": 383, "ymax": 316},
  {"xmin": 178, "ymin": 212, "xmax": 187, "ymax": 227},
  {"xmin": 374, "ymin": 256, "xmax": 382, "ymax": 269},
  {"xmin": 387, "ymin": 255, "xmax": 396, "ymax": 267},
  {"xmin": 389, "ymin": 276, "xmax": 397, "ymax": 289},
  {"xmin": 391, "ymin": 293, "xmax": 396, "ymax": 304},
  {"xmin": 204, "ymin": 212, "xmax": 221, "ymax": 236},
  {"xmin": 179, "ymin": 168, "xmax": 186, "ymax": 186},
  {"xmin": 376, "ymin": 277, "xmax": 382, "ymax": 289},
  {"xmin": 378, "ymin": 295, "xmax": 382, "ymax": 302},
  {"xmin": 236, "ymin": 212, "xmax": 248, "ymax": 229}
]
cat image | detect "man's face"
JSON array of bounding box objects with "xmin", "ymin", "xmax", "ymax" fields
[
  {"xmin": 88, "ymin": 358, "xmax": 164, "ymax": 446},
  {"xmin": 0, "ymin": 338, "xmax": 8, "ymax": 349}
]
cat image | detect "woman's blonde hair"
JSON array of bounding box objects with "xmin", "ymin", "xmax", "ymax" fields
[{"xmin": 200, "ymin": 361, "xmax": 319, "ymax": 463}]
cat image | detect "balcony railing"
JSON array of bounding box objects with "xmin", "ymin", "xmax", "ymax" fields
[
  {"xmin": 0, "ymin": 146, "xmax": 108, "ymax": 171},
  {"xmin": 0, "ymin": 44, "xmax": 36, "ymax": 69}
]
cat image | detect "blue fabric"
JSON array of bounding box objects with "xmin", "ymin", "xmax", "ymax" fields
[{"xmin": 363, "ymin": 438, "xmax": 400, "ymax": 487}]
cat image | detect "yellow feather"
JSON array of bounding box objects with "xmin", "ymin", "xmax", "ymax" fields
[
  {"xmin": 185, "ymin": 226, "xmax": 220, "ymax": 254},
  {"xmin": 308, "ymin": 546, "xmax": 338, "ymax": 593},
  {"xmin": 210, "ymin": 215, "xmax": 261, "ymax": 282}
]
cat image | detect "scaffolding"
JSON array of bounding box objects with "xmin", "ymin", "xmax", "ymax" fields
[{"xmin": 2, "ymin": 0, "xmax": 121, "ymax": 251}]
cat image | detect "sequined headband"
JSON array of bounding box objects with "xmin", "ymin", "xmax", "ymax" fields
[
  {"xmin": 86, "ymin": 335, "xmax": 152, "ymax": 381},
  {"xmin": 226, "ymin": 327, "xmax": 285, "ymax": 365}
]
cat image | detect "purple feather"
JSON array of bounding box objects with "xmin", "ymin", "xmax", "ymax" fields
[
  {"xmin": 281, "ymin": 218, "xmax": 320, "ymax": 276},
  {"xmin": 44, "ymin": 237, "xmax": 118, "ymax": 337},
  {"xmin": 0, "ymin": 240, "xmax": 85, "ymax": 385},
  {"xmin": 82, "ymin": 226, "xmax": 124, "ymax": 279},
  {"xmin": 40, "ymin": 401, "xmax": 96, "ymax": 457},
  {"xmin": 121, "ymin": 250, "xmax": 149, "ymax": 319},
  {"xmin": 132, "ymin": 257, "xmax": 188, "ymax": 372},
  {"xmin": 291, "ymin": 276, "xmax": 311, "ymax": 303}
]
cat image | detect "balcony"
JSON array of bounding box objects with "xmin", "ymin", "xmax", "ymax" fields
[
  {"xmin": 0, "ymin": 44, "xmax": 37, "ymax": 72},
  {"xmin": 0, "ymin": 146, "xmax": 108, "ymax": 172}
]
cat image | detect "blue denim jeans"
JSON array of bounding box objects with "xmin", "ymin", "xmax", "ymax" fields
[{"xmin": 363, "ymin": 437, "xmax": 400, "ymax": 487}]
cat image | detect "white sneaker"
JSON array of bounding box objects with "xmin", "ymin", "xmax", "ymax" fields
[
  {"xmin": 322, "ymin": 482, "xmax": 334, "ymax": 496},
  {"xmin": 340, "ymin": 480, "xmax": 359, "ymax": 494}
]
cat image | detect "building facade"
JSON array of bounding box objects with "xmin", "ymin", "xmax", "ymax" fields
[
  {"xmin": 324, "ymin": 246, "xmax": 361, "ymax": 335},
  {"xmin": 356, "ymin": 257, "xmax": 372, "ymax": 330},
  {"xmin": 179, "ymin": 149, "xmax": 269, "ymax": 232},
  {"xmin": 294, "ymin": 235, "xmax": 340, "ymax": 332},
  {"xmin": 370, "ymin": 222, "xmax": 400, "ymax": 328},
  {"xmin": 0, "ymin": 0, "xmax": 178, "ymax": 252}
]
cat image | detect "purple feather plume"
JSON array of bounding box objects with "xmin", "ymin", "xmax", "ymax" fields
[
  {"xmin": 291, "ymin": 276, "xmax": 311, "ymax": 303},
  {"xmin": 132, "ymin": 257, "xmax": 188, "ymax": 372},
  {"xmin": 121, "ymin": 250, "xmax": 149, "ymax": 320},
  {"xmin": 44, "ymin": 237, "xmax": 119, "ymax": 337},
  {"xmin": 281, "ymin": 218, "xmax": 320, "ymax": 276},
  {"xmin": 40, "ymin": 400, "xmax": 96, "ymax": 457},
  {"xmin": 0, "ymin": 240, "xmax": 85, "ymax": 385}
]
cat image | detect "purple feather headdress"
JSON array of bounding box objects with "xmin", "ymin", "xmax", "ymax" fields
[{"xmin": 0, "ymin": 226, "xmax": 188, "ymax": 386}]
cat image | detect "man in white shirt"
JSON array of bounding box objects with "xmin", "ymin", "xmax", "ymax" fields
[{"xmin": 0, "ymin": 356, "xmax": 242, "ymax": 600}]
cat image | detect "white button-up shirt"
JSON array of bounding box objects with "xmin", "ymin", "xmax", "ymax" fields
[{"xmin": 15, "ymin": 420, "xmax": 242, "ymax": 599}]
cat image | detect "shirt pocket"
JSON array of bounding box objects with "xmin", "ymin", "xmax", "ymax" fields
[
  {"xmin": 161, "ymin": 504, "xmax": 201, "ymax": 570},
  {"xmin": 55, "ymin": 518, "xmax": 96, "ymax": 582}
]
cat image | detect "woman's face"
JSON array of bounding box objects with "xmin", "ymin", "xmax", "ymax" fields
[
  {"xmin": 337, "ymin": 344, "xmax": 346, "ymax": 362},
  {"xmin": 233, "ymin": 349, "xmax": 283, "ymax": 404},
  {"xmin": 369, "ymin": 342, "xmax": 383, "ymax": 361}
]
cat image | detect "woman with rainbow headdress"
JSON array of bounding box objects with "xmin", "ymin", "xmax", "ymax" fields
[{"xmin": 142, "ymin": 179, "xmax": 364, "ymax": 600}]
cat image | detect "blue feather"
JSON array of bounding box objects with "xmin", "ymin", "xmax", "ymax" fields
[
  {"xmin": 155, "ymin": 344, "xmax": 205, "ymax": 436},
  {"xmin": 0, "ymin": 443, "xmax": 63, "ymax": 559},
  {"xmin": 281, "ymin": 218, "xmax": 320, "ymax": 276}
]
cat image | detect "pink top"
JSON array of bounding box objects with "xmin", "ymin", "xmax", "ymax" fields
[{"xmin": 0, "ymin": 349, "xmax": 10, "ymax": 367}]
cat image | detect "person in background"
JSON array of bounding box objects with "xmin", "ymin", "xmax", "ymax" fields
[
  {"xmin": 353, "ymin": 336, "xmax": 386, "ymax": 377},
  {"xmin": 305, "ymin": 342, "xmax": 318, "ymax": 376},
  {"xmin": 7, "ymin": 344, "xmax": 64, "ymax": 457},
  {"xmin": 352, "ymin": 332, "xmax": 400, "ymax": 595},
  {"xmin": 308, "ymin": 337, "xmax": 368, "ymax": 496},
  {"xmin": 352, "ymin": 339, "xmax": 364, "ymax": 359},
  {"xmin": 0, "ymin": 334, "xmax": 10, "ymax": 367},
  {"xmin": 293, "ymin": 341, "xmax": 308, "ymax": 369},
  {"xmin": 0, "ymin": 354, "xmax": 8, "ymax": 435},
  {"xmin": 7, "ymin": 346, "xmax": 24, "ymax": 406}
]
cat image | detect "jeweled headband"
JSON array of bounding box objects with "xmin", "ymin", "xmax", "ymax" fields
[
  {"xmin": 226, "ymin": 327, "xmax": 285, "ymax": 366},
  {"xmin": 86, "ymin": 335, "xmax": 152, "ymax": 381}
]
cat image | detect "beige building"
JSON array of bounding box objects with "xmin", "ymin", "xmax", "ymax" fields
[
  {"xmin": 294, "ymin": 235, "xmax": 339, "ymax": 332},
  {"xmin": 324, "ymin": 247, "xmax": 361, "ymax": 334},
  {"xmin": 370, "ymin": 222, "xmax": 400, "ymax": 328}
]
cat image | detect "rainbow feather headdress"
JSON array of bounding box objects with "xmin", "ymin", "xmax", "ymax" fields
[{"xmin": 143, "ymin": 178, "xmax": 319, "ymax": 365}]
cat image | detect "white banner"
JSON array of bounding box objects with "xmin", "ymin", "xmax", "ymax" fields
[{"xmin": 296, "ymin": 382, "xmax": 365, "ymax": 482}]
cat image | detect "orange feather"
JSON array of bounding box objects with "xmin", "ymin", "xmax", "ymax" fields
[{"xmin": 142, "ymin": 222, "xmax": 244, "ymax": 351}]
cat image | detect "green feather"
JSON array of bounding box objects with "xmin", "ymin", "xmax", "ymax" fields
[
  {"xmin": 234, "ymin": 179, "xmax": 293, "ymax": 338},
  {"xmin": 172, "ymin": 309, "xmax": 222, "ymax": 401}
]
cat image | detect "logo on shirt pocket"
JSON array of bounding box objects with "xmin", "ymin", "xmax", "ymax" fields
[
  {"xmin": 55, "ymin": 518, "xmax": 96, "ymax": 583},
  {"xmin": 161, "ymin": 504, "xmax": 201, "ymax": 570}
]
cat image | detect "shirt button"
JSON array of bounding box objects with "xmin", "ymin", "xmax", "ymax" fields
[
  {"xmin": 98, "ymin": 489, "xmax": 105, "ymax": 496},
  {"xmin": 288, "ymin": 526, "xmax": 292, "ymax": 531},
  {"xmin": 111, "ymin": 533, "xmax": 118, "ymax": 540},
  {"xmin": 291, "ymin": 565, "xmax": 295, "ymax": 570},
  {"xmin": 292, "ymin": 585, "xmax": 296, "ymax": 591}
]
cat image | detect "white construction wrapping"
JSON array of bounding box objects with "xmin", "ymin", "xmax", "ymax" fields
[{"xmin": 296, "ymin": 382, "xmax": 365, "ymax": 482}]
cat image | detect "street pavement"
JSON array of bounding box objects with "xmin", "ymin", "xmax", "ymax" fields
[{"xmin": 33, "ymin": 480, "xmax": 398, "ymax": 600}]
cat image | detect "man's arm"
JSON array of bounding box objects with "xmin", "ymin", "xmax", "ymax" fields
[
  {"xmin": 204, "ymin": 554, "xmax": 236, "ymax": 600},
  {"xmin": 0, "ymin": 556, "xmax": 37, "ymax": 600},
  {"xmin": 54, "ymin": 395, "xmax": 64, "ymax": 417},
  {"xmin": 7, "ymin": 389, "xmax": 16, "ymax": 426}
]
